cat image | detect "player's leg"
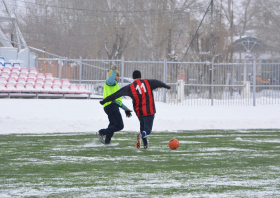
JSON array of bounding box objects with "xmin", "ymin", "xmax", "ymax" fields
[
  {"xmin": 136, "ymin": 117, "xmax": 144, "ymax": 149},
  {"xmin": 100, "ymin": 104, "xmax": 124, "ymax": 144},
  {"xmin": 138, "ymin": 117, "xmax": 144, "ymax": 133},
  {"xmin": 107, "ymin": 117, "xmax": 114, "ymax": 128},
  {"xmin": 143, "ymin": 114, "xmax": 155, "ymax": 136},
  {"xmin": 105, "ymin": 104, "xmax": 124, "ymax": 143},
  {"xmin": 141, "ymin": 115, "xmax": 155, "ymax": 149},
  {"xmin": 97, "ymin": 107, "xmax": 110, "ymax": 144}
]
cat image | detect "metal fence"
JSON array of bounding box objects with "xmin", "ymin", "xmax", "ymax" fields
[{"xmin": 37, "ymin": 58, "xmax": 280, "ymax": 106}]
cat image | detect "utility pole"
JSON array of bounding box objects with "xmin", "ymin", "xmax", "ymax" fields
[
  {"xmin": 239, "ymin": 32, "xmax": 241, "ymax": 63},
  {"xmin": 209, "ymin": 0, "xmax": 214, "ymax": 100},
  {"xmin": 167, "ymin": 29, "xmax": 171, "ymax": 59},
  {"xmin": 230, "ymin": 0, "xmax": 234, "ymax": 62},
  {"xmin": 230, "ymin": 0, "xmax": 234, "ymax": 96},
  {"xmin": 210, "ymin": 0, "xmax": 214, "ymax": 57}
]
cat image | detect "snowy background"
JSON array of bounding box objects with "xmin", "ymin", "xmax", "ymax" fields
[{"xmin": 1, "ymin": 97, "xmax": 279, "ymax": 134}]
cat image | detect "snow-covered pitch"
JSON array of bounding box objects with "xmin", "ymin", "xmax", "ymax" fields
[{"xmin": 0, "ymin": 98, "xmax": 279, "ymax": 134}]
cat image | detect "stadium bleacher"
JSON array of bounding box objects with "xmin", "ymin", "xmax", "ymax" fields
[
  {"xmin": 0, "ymin": 57, "xmax": 5, "ymax": 65},
  {"xmin": 0, "ymin": 56, "xmax": 92, "ymax": 99}
]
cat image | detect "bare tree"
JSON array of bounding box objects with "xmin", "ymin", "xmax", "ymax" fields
[{"xmin": 4, "ymin": 0, "xmax": 277, "ymax": 61}]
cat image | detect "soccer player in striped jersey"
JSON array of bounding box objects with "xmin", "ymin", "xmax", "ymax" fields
[{"xmin": 100, "ymin": 70, "xmax": 171, "ymax": 149}]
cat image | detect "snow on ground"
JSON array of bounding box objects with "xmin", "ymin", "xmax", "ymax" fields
[{"xmin": 0, "ymin": 98, "xmax": 279, "ymax": 134}]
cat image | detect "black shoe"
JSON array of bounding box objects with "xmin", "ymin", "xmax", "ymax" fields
[
  {"xmin": 96, "ymin": 131, "xmax": 105, "ymax": 144},
  {"xmin": 105, "ymin": 140, "xmax": 111, "ymax": 145}
]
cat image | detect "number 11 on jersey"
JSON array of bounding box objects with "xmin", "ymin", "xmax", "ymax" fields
[{"xmin": 136, "ymin": 83, "xmax": 147, "ymax": 94}]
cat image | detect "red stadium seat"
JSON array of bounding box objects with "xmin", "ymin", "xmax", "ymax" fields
[
  {"xmin": 69, "ymin": 84, "xmax": 78, "ymax": 93},
  {"xmin": 17, "ymin": 77, "xmax": 26, "ymax": 84},
  {"xmin": 50, "ymin": 83, "xmax": 62, "ymax": 93},
  {"xmin": 33, "ymin": 83, "xmax": 43, "ymax": 92},
  {"xmin": 37, "ymin": 73, "xmax": 45, "ymax": 79},
  {"xmin": 0, "ymin": 76, "xmax": 7, "ymax": 83},
  {"xmin": 17, "ymin": 77, "xmax": 26, "ymax": 83},
  {"xmin": 29, "ymin": 68, "xmax": 38, "ymax": 75},
  {"xmin": 8, "ymin": 77, "xmax": 17, "ymax": 83},
  {"xmin": 53, "ymin": 79, "xmax": 61, "ymax": 85},
  {"xmin": 28, "ymin": 73, "xmax": 36, "ymax": 80},
  {"xmin": 35, "ymin": 78, "xmax": 44, "ymax": 85},
  {"xmin": 24, "ymin": 83, "xmax": 35, "ymax": 92},
  {"xmin": 60, "ymin": 84, "xmax": 70, "ymax": 93},
  {"xmin": 62, "ymin": 79, "xmax": 70, "ymax": 85},
  {"xmin": 19, "ymin": 72, "xmax": 28, "ymax": 79},
  {"xmin": 0, "ymin": 82, "xmax": 6, "ymax": 92},
  {"xmin": 44, "ymin": 78, "xmax": 53, "ymax": 85},
  {"xmin": 3, "ymin": 82, "xmax": 15, "ymax": 92},
  {"xmin": 20, "ymin": 67, "xmax": 28, "ymax": 74},
  {"xmin": 26, "ymin": 78, "xmax": 35, "ymax": 85},
  {"xmin": 2, "ymin": 67, "xmax": 11, "ymax": 74},
  {"xmin": 11, "ymin": 68, "xmax": 20, "ymax": 74},
  {"xmin": 42, "ymin": 83, "xmax": 52, "ymax": 93},
  {"xmin": 1, "ymin": 72, "xmax": 9, "ymax": 79},
  {"xmin": 14, "ymin": 82, "xmax": 24, "ymax": 92},
  {"xmin": 10, "ymin": 72, "xmax": 19, "ymax": 80},
  {"xmin": 45, "ymin": 73, "xmax": 53, "ymax": 80},
  {"xmin": 78, "ymin": 84, "xmax": 92, "ymax": 94}
]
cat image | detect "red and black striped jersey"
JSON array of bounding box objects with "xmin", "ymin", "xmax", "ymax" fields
[
  {"xmin": 100, "ymin": 79, "xmax": 170, "ymax": 117},
  {"xmin": 129, "ymin": 79, "xmax": 155, "ymax": 117}
]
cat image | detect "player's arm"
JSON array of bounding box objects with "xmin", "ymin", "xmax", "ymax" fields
[
  {"xmin": 100, "ymin": 85, "xmax": 132, "ymax": 117},
  {"xmin": 149, "ymin": 79, "xmax": 171, "ymax": 90},
  {"xmin": 115, "ymin": 101, "xmax": 132, "ymax": 118},
  {"xmin": 100, "ymin": 85, "xmax": 130, "ymax": 105},
  {"xmin": 106, "ymin": 70, "xmax": 117, "ymax": 86},
  {"xmin": 115, "ymin": 101, "xmax": 127, "ymax": 111}
]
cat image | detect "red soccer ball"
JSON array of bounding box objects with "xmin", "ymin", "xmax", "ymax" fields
[{"xmin": 169, "ymin": 139, "xmax": 179, "ymax": 149}]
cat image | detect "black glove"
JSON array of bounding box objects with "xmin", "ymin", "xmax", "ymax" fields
[
  {"xmin": 125, "ymin": 108, "xmax": 132, "ymax": 118},
  {"xmin": 100, "ymin": 100, "xmax": 105, "ymax": 105}
]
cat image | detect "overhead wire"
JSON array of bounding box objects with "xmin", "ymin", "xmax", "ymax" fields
[
  {"xmin": 12, "ymin": 0, "xmax": 206, "ymax": 14},
  {"xmin": 1, "ymin": 2, "xmax": 199, "ymax": 28},
  {"xmin": 1, "ymin": 0, "xmax": 209, "ymax": 27}
]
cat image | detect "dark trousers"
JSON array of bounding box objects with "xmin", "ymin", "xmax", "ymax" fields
[
  {"xmin": 101, "ymin": 103, "xmax": 124, "ymax": 143},
  {"xmin": 138, "ymin": 114, "xmax": 155, "ymax": 139}
]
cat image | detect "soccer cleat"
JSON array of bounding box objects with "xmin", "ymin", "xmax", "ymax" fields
[
  {"xmin": 136, "ymin": 134, "xmax": 141, "ymax": 149},
  {"xmin": 96, "ymin": 131, "xmax": 105, "ymax": 144},
  {"xmin": 144, "ymin": 140, "xmax": 149, "ymax": 149}
]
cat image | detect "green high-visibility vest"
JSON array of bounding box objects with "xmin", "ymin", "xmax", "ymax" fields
[{"xmin": 103, "ymin": 81, "xmax": 122, "ymax": 108}]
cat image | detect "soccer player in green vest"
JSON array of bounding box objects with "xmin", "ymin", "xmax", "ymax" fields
[{"xmin": 97, "ymin": 64, "xmax": 132, "ymax": 145}]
